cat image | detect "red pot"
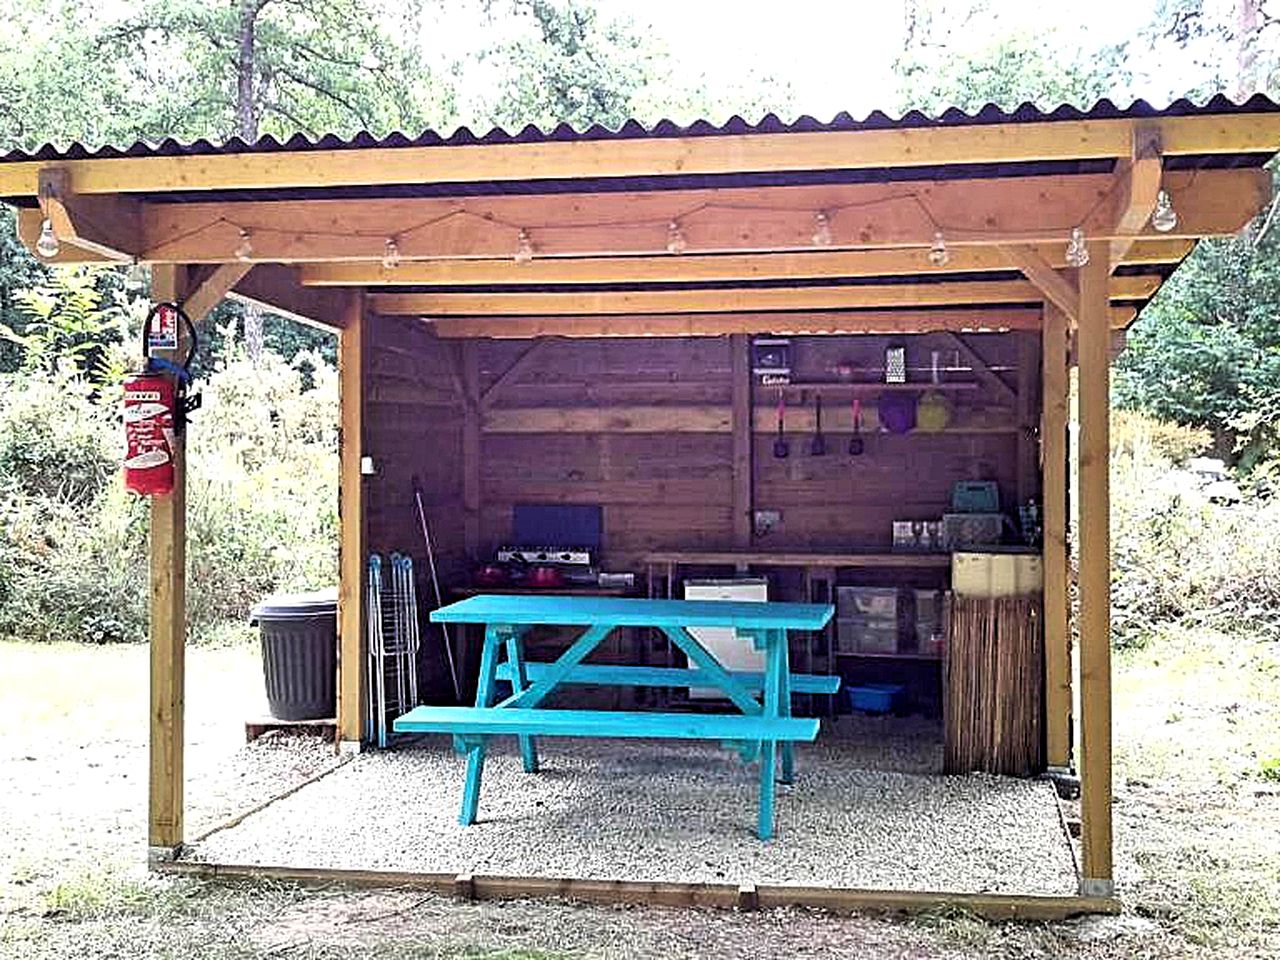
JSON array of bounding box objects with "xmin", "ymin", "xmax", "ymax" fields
[{"xmin": 526, "ymin": 566, "xmax": 564, "ymax": 589}]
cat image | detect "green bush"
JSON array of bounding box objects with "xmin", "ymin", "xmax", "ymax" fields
[
  {"xmin": 1110, "ymin": 412, "xmax": 1280, "ymax": 643},
  {"xmin": 0, "ymin": 343, "xmax": 337, "ymax": 644}
]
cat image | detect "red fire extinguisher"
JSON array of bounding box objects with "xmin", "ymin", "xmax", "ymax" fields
[{"xmin": 123, "ymin": 302, "xmax": 200, "ymax": 497}]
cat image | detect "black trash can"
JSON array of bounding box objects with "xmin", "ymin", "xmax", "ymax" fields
[{"xmin": 250, "ymin": 589, "xmax": 338, "ymax": 721}]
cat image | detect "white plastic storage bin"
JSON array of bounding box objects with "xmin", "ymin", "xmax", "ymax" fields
[
  {"xmin": 836, "ymin": 586, "xmax": 901, "ymax": 621},
  {"xmin": 951, "ymin": 552, "xmax": 1043, "ymax": 598}
]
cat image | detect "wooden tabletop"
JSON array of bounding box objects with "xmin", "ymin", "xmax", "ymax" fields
[
  {"xmin": 641, "ymin": 551, "xmax": 953, "ymax": 568},
  {"xmin": 431, "ymin": 594, "xmax": 834, "ymax": 631}
]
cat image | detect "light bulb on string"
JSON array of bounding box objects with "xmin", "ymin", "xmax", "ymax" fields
[
  {"xmin": 665, "ymin": 220, "xmax": 687, "ymax": 255},
  {"xmin": 811, "ymin": 211, "xmax": 833, "ymax": 246},
  {"xmin": 381, "ymin": 237, "xmax": 401, "ymax": 270},
  {"xmin": 514, "ymin": 229, "xmax": 535, "ymax": 263},
  {"xmin": 234, "ymin": 228, "xmax": 254, "ymax": 262},
  {"xmin": 1151, "ymin": 190, "xmax": 1178, "ymax": 232},
  {"xmin": 927, "ymin": 231, "xmax": 949, "ymax": 267},
  {"xmin": 35, "ymin": 218, "xmax": 60, "ymax": 258},
  {"xmin": 126, "ymin": 259, "xmax": 147, "ymax": 287},
  {"xmin": 1065, "ymin": 227, "xmax": 1090, "ymax": 268}
]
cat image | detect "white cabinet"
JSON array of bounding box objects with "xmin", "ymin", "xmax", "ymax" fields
[{"xmin": 683, "ymin": 578, "xmax": 768, "ymax": 699}]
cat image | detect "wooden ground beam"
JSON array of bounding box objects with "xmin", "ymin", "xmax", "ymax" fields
[
  {"xmin": 147, "ymin": 264, "xmax": 190, "ymax": 860},
  {"xmin": 337, "ymin": 292, "xmax": 367, "ymax": 750},
  {"xmin": 1042, "ymin": 304, "xmax": 1072, "ymax": 771},
  {"xmin": 153, "ymin": 860, "xmax": 1120, "ymax": 921},
  {"xmin": 1076, "ymin": 243, "xmax": 1114, "ymax": 895}
]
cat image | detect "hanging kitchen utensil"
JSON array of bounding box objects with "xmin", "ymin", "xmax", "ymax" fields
[
  {"xmin": 878, "ymin": 391, "xmax": 918, "ymax": 435},
  {"xmin": 849, "ymin": 396, "xmax": 865, "ymax": 456},
  {"xmin": 809, "ymin": 394, "xmax": 826, "ymax": 456},
  {"xmin": 773, "ymin": 388, "xmax": 790, "ymax": 458},
  {"xmin": 916, "ymin": 389, "xmax": 952, "ymax": 432}
]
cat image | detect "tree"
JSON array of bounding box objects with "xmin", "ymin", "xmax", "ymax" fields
[
  {"xmin": 480, "ymin": 0, "xmax": 795, "ymax": 131},
  {"xmin": 894, "ymin": 0, "xmax": 1125, "ymax": 113}
]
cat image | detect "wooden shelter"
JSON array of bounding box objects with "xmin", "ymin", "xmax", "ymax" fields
[{"xmin": 4, "ymin": 94, "xmax": 1279, "ymax": 913}]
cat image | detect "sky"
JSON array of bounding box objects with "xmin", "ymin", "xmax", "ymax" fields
[
  {"xmin": 426, "ymin": 0, "xmax": 1169, "ymax": 125},
  {"xmin": 590, "ymin": 0, "xmax": 1155, "ymax": 118}
]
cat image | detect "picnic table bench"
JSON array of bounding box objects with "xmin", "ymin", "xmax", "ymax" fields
[{"xmin": 394, "ymin": 594, "xmax": 836, "ymax": 839}]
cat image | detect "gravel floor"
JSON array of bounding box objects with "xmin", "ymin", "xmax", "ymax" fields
[{"xmin": 190, "ymin": 716, "xmax": 1076, "ymax": 896}]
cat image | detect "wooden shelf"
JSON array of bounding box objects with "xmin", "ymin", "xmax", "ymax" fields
[
  {"xmin": 764, "ymin": 381, "xmax": 980, "ymax": 395},
  {"xmin": 643, "ymin": 551, "xmax": 952, "ymax": 569}
]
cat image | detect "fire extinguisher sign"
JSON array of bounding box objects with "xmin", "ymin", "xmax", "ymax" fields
[{"xmin": 148, "ymin": 303, "xmax": 179, "ymax": 351}]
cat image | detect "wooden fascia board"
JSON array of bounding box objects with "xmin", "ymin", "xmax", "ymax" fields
[
  {"xmin": 1, "ymin": 114, "xmax": 1279, "ymax": 196},
  {"xmin": 298, "ymin": 239, "xmax": 1193, "ymax": 287},
  {"xmin": 368, "ymin": 275, "xmax": 1158, "ymax": 317}
]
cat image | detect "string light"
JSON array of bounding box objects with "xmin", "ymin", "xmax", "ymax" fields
[
  {"xmin": 1065, "ymin": 227, "xmax": 1090, "ymax": 268},
  {"xmin": 1151, "ymin": 189, "xmax": 1178, "ymax": 232},
  {"xmin": 148, "ymin": 185, "xmax": 1121, "ymax": 263},
  {"xmin": 381, "ymin": 237, "xmax": 401, "ymax": 270},
  {"xmin": 514, "ymin": 229, "xmax": 535, "ymax": 263},
  {"xmin": 811, "ymin": 211, "xmax": 833, "ymax": 246},
  {"xmin": 35, "ymin": 218, "xmax": 60, "ymax": 258},
  {"xmin": 234, "ymin": 228, "xmax": 254, "ymax": 262},
  {"xmin": 665, "ymin": 220, "xmax": 687, "ymax": 255},
  {"xmin": 927, "ymin": 231, "xmax": 949, "ymax": 267}
]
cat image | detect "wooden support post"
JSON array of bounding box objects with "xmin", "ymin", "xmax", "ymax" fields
[
  {"xmin": 1077, "ymin": 243, "xmax": 1113, "ymax": 895},
  {"xmin": 337, "ymin": 293, "xmax": 367, "ymax": 750},
  {"xmin": 1015, "ymin": 331, "xmax": 1040, "ymax": 504},
  {"xmin": 461, "ymin": 341, "xmax": 481, "ymax": 559},
  {"xmin": 1042, "ymin": 304, "xmax": 1072, "ymax": 771},
  {"xmin": 148, "ymin": 264, "xmax": 190, "ymax": 860},
  {"xmin": 731, "ymin": 334, "xmax": 752, "ymax": 547}
]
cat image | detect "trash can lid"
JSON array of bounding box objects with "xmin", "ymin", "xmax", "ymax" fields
[{"xmin": 250, "ymin": 587, "xmax": 339, "ymax": 622}]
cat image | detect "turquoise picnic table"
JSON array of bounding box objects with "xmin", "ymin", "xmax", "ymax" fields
[{"xmin": 394, "ymin": 594, "xmax": 837, "ymax": 839}]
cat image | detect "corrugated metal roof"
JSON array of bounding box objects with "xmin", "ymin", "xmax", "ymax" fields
[{"xmin": 3, "ymin": 93, "xmax": 1278, "ymax": 163}]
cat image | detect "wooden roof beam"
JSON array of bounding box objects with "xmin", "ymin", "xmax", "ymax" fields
[
  {"xmin": 367, "ymin": 275, "xmax": 1159, "ymax": 317},
  {"xmin": 15, "ymin": 168, "xmax": 1255, "ymax": 265},
  {"xmin": 299, "ymin": 239, "xmax": 1193, "ymax": 287},
  {"xmin": 2, "ymin": 114, "xmax": 1279, "ymax": 197},
  {"xmin": 230, "ymin": 263, "xmax": 353, "ymax": 329},
  {"xmin": 423, "ymin": 307, "xmax": 1137, "ymax": 339},
  {"xmin": 35, "ymin": 167, "xmax": 141, "ymax": 261},
  {"xmin": 1108, "ymin": 127, "xmax": 1165, "ymax": 268}
]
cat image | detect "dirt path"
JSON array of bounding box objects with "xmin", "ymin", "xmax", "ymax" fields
[{"xmin": 1, "ymin": 634, "xmax": 1277, "ymax": 959}]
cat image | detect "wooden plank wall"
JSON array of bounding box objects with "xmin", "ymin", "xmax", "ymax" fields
[
  {"xmin": 364, "ymin": 314, "xmax": 469, "ymax": 584},
  {"xmin": 466, "ymin": 332, "xmax": 1034, "ymax": 571}
]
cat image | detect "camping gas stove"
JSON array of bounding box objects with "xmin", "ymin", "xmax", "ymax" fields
[{"xmin": 496, "ymin": 546, "xmax": 594, "ymax": 566}]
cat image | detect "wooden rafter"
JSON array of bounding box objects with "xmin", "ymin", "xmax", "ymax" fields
[
  {"xmin": 299, "ymin": 239, "xmax": 1193, "ymax": 287},
  {"xmin": 368, "ymin": 276, "xmax": 1158, "ymax": 317},
  {"xmin": 2, "ymin": 113, "xmax": 1279, "ymax": 197},
  {"xmin": 229, "ymin": 263, "xmax": 353, "ymax": 329},
  {"xmin": 425, "ymin": 307, "xmax": 1136, "ymax": 339}
]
